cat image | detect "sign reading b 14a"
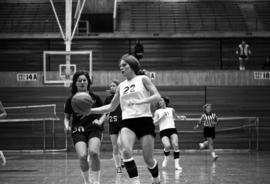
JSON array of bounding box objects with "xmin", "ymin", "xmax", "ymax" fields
[{"xmin": 17, "ymin": 73, "xmax": 38, "ymax": 81}]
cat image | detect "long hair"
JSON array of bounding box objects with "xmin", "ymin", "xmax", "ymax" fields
[
  {"xmin": 157, "ymin": 96, "xmax": 170, "ymax": 109},
  {"xmin": 109, "ymin": 80, "xmax": 119, "ymax": 95},
  {"xmin": 112, "ymin": 80, "xmax": 119, "ymax": 86},
  {"xmin": 71, "ymin": 70, "xmax": 92, "ymax": 95},
  {"xmin": 120, "ymin": 54, "xmax": 146, "ymax": 75}
]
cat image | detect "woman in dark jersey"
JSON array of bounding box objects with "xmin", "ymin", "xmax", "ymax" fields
[
  {"xmin": 64, "ymin": 71, "xmax": 103, "ymax": 184},
  {"xmin": 104, "ymin": 80, "xmax": 123, "ymax": 173}
]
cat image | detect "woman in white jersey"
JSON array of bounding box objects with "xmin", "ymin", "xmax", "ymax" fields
[
  {"xmin": 153, "ymin": 97, "xmax": 185, "ymax": 170},
  {"xmin": 90, "ymin": 54, "xmax": 162, "ymax": 184}
]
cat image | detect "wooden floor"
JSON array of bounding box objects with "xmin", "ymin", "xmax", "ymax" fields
[{"xmin": 0, "ymin": 151, "xmax": 270, "ymax": 184}]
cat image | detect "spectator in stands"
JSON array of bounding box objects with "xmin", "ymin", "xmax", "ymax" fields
[
  {"xmin": 0, "ymin": 101, "xmax": 7, "ymax": 166},
  {"xmin": 194, "ymin": 104, "xmax": 218, "ymax": 161},
  {"xmin": 262, "ymin": 57, "xmax": 270, "ymax": 70},
  {"xmin": 235, "ymin": 40, "xmax": 251, "ymax": 70},
  {"xmin": 64, "ymin": 71, "xmax": 104, "ymax": 184},
  {"xmin": 134, "ymin": 39, "xmax": 144, "ymax": 61}
]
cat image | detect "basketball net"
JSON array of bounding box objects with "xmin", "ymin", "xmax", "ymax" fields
[
  {"xmin": 60, "ymin": 74, "xmax": 72, "ymax": 88},
  {"xmin": 64, "ymin": 56, "xmax": 72, "ymax": 87},
  {"xmin": 64, "ymin": 75, "xmax": 72, "ymax": 87}
]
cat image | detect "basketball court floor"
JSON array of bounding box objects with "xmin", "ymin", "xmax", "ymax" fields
[{"xmin": 0, "ymin": 151, "xmax": 269, "ymax": 184}]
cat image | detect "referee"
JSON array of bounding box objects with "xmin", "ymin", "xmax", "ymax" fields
[{"xmin": 194, "ymin": 104, "xmax": 218, "ymax": 161}]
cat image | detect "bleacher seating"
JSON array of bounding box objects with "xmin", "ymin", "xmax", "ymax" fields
[
  {"xmin": 116, "ymin": 1, "xmax": 249, "ymax": 32},
  {"xmin": 0, "ymin": 1, "xmax": 269, "ymax": 33},
  {"xmin": 1, "ymin": 38, "xmax": 269, "ymax": 71},
  {"xmin": 254, "ymin": 2, "xmax": 270, "ymax": 31},
  {"xmin": 0, "ymin": 3, "xmax": 65, "ymax": 33}
]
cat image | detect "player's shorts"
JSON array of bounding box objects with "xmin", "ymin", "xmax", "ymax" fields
[
  {"xmin": 71, "ymin": 127, "xmax": 103, "ymax": 145},
  {"xmin": 109, "ymin": 121, "xmax": 122, "ymax": 135},
  {"xmin": 121, "ymin": 117, "xmax": 155, "ymax": 139},
  {"xmin": 204, "ymin": 127, "xmax": 215, "ymax": 139},
  {"xmin": 160, "ymin": 128, "xmax": 178, "ymax": 139}
]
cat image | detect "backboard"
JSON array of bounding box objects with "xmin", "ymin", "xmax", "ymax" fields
[{"xmin": 43, "ymin": 50, "xmax": 92, "ymax": 86}]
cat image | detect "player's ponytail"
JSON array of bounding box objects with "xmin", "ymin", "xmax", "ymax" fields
[
  {"xmin": 120, "ymin": 54, "xmax": 141, "ymax": 75},
  {"xmin": 136, "ymin": 69, "xmax": 146, "ymax": 75},
  {"xmin": 162, "ymin": 96, "xmax": 170, "ymax": 107}
]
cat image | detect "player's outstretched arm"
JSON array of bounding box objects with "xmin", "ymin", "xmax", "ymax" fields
[
  {"xmin": 64, "ymin": 113, "xmax": 71, "ymax": 132},
  {"xmin": 0, "ymin": 150, "xmax": 6, "ymax": 166},
  {"xmin": 172, "ymin": 108, "xmax": 186, "ymax": 120},
  {"xmin": 91, "ymin": 87, "xmax": 120, "ymax": 114},
  {"xmin": 93, "ymin": 113, "xmax": 107, "ymax": 126},
  {"xmin": 213, "ymin": 114, "xmax": 218, "ymax": 125},
  {"xmin": 194, "ymin": 115, "xmax": 203, "ymax": 129},
  {"xmin": 153, "ymin": 111, "xmax": 163, "ymax": 125},
  {"xmin": 0, "ymin": 101, "xmax": 7, "ymax": 119}
]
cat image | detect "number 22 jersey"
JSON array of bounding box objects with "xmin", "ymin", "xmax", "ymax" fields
[{"xmin": 119, "ymin": 75, "xmax": 152, "ymax": 120}]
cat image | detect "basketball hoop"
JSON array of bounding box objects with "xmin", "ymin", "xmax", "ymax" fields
[
  {"xmin": 64, "ymin": 80, "xmax": 72, "ymax": 88},
  {"xmin": 59, "ymin": 63, "xmax": 75, "ymax": 87},
  {"xmin": 60, "ymin": 74, "xmax": 72, "ymax": 88},
  {"xmin": 47, "ymin": 0, "xmax": 88, "ymax": 88}
]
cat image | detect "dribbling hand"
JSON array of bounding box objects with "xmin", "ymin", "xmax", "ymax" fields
[
  {"xmin": 77, "ymin": 110, "xmax": 91, "ymax": 120},
  {"xmin": 93, "ymin": 119, "xmax": 103, "ymax": 126}
]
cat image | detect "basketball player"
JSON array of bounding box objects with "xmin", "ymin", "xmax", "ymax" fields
[
  {"xmin": 64, "ymin": 71, "xmax": 104, "ymax": 184},
  {"xmin": 89, "ymin": 54, "xmax": 162, "ymax": 184},
  {"xmin": 153, "ymin": 97, "xmax": 186, "ymax": 170},
  {"xmin": 194, "ymin": 104, "xmax": 218, "ymax": 161},
  {"xmin": 0, "ymin": 101, "xmax": 7, "ymax": 166},
  {"xmin": 104, "ymin": 80, "xmax": 124, "ymax": 174}
]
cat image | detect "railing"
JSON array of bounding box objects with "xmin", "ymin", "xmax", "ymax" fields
[{"xmin": 113, "ymin": 0, "xmax": 118, "ymax": 31}]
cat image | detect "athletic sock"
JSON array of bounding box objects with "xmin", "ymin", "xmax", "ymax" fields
[
  {"xmin": 148, "ymin": 159, "xmax": 159, "ymax": 179},
  {"xmin": 81, "ymin": 170, "xmax": 90, "ymax": 184},
  {"xmin": 130, "ymin": 176, "xmax": 140, "ymax": 184},
  {"xmin": 173, "ymin": 150, "xmax": 180, "ymax": 159},
  {"xmin": 92, "ymin": 170, "xmax": 100, "ymax": 184},
  {"xmin": 164, "ymin": 149, "xmax": 170, "ymax": 156},
  {"xmin": 124, "ymin": 157, "xmax": 139, "ymax": 178}
]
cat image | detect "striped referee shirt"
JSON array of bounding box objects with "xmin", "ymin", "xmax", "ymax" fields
[{"xmin": 199, "ymin": 113, "xmax": 218, "ymax": 127}]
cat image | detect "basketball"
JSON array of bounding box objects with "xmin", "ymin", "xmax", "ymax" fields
[{"xmin": 71, "ymin": 92, "xmax": 93, "ymax": 114}]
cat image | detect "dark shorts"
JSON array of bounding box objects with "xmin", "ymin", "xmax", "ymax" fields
[
  {"xmin": 160, "ymin": 128, "xmax": 178, "ymax": 140},
  {"xmin": 121, "ymin": 117, "xmax": 156, "ymax": 139},
  {"xmin": 109, "ymin": 121, "xmax": 122, "ymax": 135},
  {"xmin": 71, "ymin": 127, "xmax": 103, "ymax": 145},
  {"xmin": 204, "ymin": 127, "xmax": 215, "ymax": 139}
]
